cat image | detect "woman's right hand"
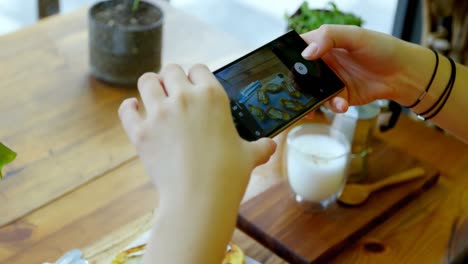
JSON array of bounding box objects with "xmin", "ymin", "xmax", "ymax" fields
[{"xmin": 301, "ymin": 25, "xmax": 435, "ymax": 112}]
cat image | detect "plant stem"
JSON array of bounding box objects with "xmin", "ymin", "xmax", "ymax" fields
[{"xmin": 132, "ymin": 0, "xmax": 140, "ymax": 12}]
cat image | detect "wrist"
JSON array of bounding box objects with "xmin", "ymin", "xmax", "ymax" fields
[
  {"xmin": 390, "ymin": 42, "xmax": 438, "ymax": 106},
  {"xmin": 158, "ymin": 191, "xmax": 240, "ymax": 223},
  {"xmin": 156, "ymin": 186, "xmax": 242, "ymax": 241},
  {"xmin": 157, "ymin": 170, "xmax": 249, "ymax": 219},
  {"xmin": 390, "ymin": 42, "xmax": 453, "ymax": 119},
  {"xmin": 146, "ymin": 194, "xmax": 239, "ymax": 264}
]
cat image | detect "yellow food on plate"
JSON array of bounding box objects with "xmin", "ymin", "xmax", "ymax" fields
[
  {"xmin": 111, "ymin": 242, "xmax": 245, "ymax": 264},
  {"xmin": 279, "ymin": 98, "xmax": 304, "ymax": 112},
  {"xmin": 223, "ymin": 243, "xmax": 246, "ymax": 264},
  {"xmin": 265, "ymin": 83, "xmax": 283, "ymax": 93},
  {"xmin": 111, "ymin": 244, "xmax": 146, "ymax": 264},
  {"xmin": 266, "ymin": 107, "xmax": 291, "ymax": 121},
  {"xmin": 257, "ymin": 88, "xmax": 269, "ymax": 105},
  {"xmin": 283, "ymin": 82, "xmax": 301, "ymax": 98},
  {"xmin": 249, "ymin": 104, "xmax": 266, "ymax": 121}
]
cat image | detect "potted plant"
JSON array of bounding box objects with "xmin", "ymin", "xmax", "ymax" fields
[
  {"xmin": 0, "ymin": 143, "xmax": 16, "ymax": 179},
  {"xmin": 286, "ymin": 1, "xmax": 363, "ymax": 33},
  {"xmin": 89, "ymin": 0, "xmax": 164, "ymax": 86}
]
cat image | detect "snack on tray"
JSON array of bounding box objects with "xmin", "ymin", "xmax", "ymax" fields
[
  {"xmin": 257, "ymin": 88, "xmax": 269, "ymax": 105},
  {"xmin": 249, "ymin": 104, "xmax": 266, "ymax": 121},
  {"xmin": 283, "ymin": 82, "xmax": 301, "ymax": 98},
  {"xmin": 279, "ymin": 98, "xmax": 304, "ymax": 112},
  {"xmin": 111, "ymin": 242, "xmax": 245, "ymax": 264},
  {"xmin": 223, "ymin": 243, "xmax": 246, "ymax": 264},
  {"xmin": 111, "ymin": 244, "xmax": 146, "ymax": 264},
  {"xmin": 266, "ymin": 107, "xmax": 291, "ymax": 121},
  {"xmin": 265, "ymin": 83, "xmax": 283, "ymax": 93}
]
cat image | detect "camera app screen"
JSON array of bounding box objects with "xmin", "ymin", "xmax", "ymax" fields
[{"xmin": 214, "ymin": 31, "xmax": 344, "ymax": 138}]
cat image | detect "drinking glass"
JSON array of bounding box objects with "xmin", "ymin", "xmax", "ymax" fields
[
  {"xmin": 320, "ymin": 103, "xmax": 380, "ymax": 183},
  {"xmin": 284, "ymin": 123, "xmax": 351, "ymax": 210}
]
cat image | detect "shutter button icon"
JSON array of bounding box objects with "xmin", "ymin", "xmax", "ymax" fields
[{"xmin": 294, "ymin": 62, "xmax": 308, "ymax": 75}]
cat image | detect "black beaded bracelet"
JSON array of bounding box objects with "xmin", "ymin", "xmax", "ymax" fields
[
  {"xmin": 419, "ymin": 56, "xmax": 456, "ymax": 120},
  {"xmin": 417, "ymin": 55, "xmax": 451, "ymax": 116},
  {"xmin": 404, "ymin": 49, "xmax": 439, "ymax": 109}
]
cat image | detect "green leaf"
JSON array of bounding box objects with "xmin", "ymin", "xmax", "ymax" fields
[
  {"xmin": 132, "ymin": 0, "xmax": 140, "ymax": 12},
  {"xmin": 0, "ymin": 143, "xmax": 16, "ymax": 179},
  {"xmin": 286, "ymin": 1, "xmax": 363, "ymax": 34}
]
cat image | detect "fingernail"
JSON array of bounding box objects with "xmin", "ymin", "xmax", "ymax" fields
[
  {"xmin": 270, "ymin": 139, "xmax": 277, "ymax": 152},
  {"xmin": 132, "ymin": 98, "xmax": 140, "ymax": 110},
  {"xmin": 334, "ymin": 100, "xmax": 345, "ymax": 112},
  {"xmin": 301, "ymin": 42, "xmax": 318, "ymax": 58}
]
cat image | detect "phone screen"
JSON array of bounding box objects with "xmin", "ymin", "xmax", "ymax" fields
[{"xmin": 214, "ymin": 30, "xmax": 344, "ymax": 141}]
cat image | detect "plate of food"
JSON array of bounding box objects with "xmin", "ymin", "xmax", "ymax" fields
[
  {"xmin": 43, "ymin": 243, "xmax": 260, "ymax": 264},
  {"xmin": 111, "ymin": 242, "xmax": 254, "ymax": 264}
]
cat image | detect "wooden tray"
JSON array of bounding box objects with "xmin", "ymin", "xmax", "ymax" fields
[{"xmin": 238, "ymin": 139, "xmax": 439, "ymax": 264}]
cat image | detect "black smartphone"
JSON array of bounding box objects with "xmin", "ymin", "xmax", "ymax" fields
[{"xmin": 214, "ymin": 30, "xmax": 344, "ymax": 141}]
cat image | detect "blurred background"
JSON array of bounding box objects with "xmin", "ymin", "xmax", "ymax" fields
[
  {"xmin": 0, "ymin": 0, "xmax": 465, "ymax": 64},
  {"xmin": 0, "ymin": 0, "xmax": 398, "ymax": 46}
]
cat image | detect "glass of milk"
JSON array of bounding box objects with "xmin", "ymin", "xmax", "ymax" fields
[
  {"xmin": 285, "ymin": 124, "xmax": 351, "ymax": 210},
  {"xmin": 320, "ymin": 103, "xmax": 381, "ymax": 183}
]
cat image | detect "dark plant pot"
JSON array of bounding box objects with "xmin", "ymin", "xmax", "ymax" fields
[{"xmin": 89, "ymin": 0, "xmax": 163, "ymax": 86}]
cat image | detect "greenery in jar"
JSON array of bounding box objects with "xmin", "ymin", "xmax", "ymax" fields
[
  {"xmin": 286, "ymin": 1, "xmax": 363, "ymax": 34},
  {"xmin": 132, "ymin": 0, "xmax": 140, "ymax": 12}
]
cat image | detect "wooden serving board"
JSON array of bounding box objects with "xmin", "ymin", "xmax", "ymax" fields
[{"xmin": 238, "ymin": 139, "xmax": 440, "ymax": 264}]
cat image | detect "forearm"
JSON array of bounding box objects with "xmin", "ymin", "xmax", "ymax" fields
[
  {"xmin": 390, "ymin": 42, "xmax": 468, "ymax": 142},
  {"xmin": 142, "ymin": 191, "xmax": 240, "ymax": 263},
  {"xmin": 119, "ymin": 65, "xmax": 276, "ymax": 263},
  {"xmin": 427, "ymin": 63, "xmax": 468, "ymax": 143}
]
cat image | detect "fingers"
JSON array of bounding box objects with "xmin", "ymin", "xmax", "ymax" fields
[
  {"xmin": 138, "ymin": 72, "xmax": 166, "ymax": 113},
  {"xmin": 118, "ymin": 98, "xmax": 143, "ymax": 135},
  {"xmin": 160, "ymin": 64, "xmax": 192, "ymax": 95},
  {"xmin": 301, "ymin": 25, "xmax": 363, "ymax": 60},
  {"xmin": 247, "ymin": 138, "xmax": 277, "ymax": 168},
  {"xmin": 188, "ymin": 64, "xmax": 221, "ymax": 88},
  {"xmin": 324, "ymin": 96, "xmax": 349, "ymax": 113}
]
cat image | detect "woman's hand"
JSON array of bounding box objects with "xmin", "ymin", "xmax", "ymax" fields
[
  {"xmin": 301, "ymin": 25, "xmax": 434, "ymax": 112},
  {"xmin": 118, "ymin": 64, "xmax": 276, "ymax": 263},
  {"xmin": 302, "ymin": 24, "xmax": 468, "ymax": 142},
  {"xmin": 119, "ymin": 64, "xmax": 275, "ymax": 211}
]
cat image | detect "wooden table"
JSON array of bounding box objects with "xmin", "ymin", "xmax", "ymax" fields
[{"xmin": 1, "ymin": 1, "xmax": 468, "ymax": 263}]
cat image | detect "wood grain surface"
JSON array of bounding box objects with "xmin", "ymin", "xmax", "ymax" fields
[
  {"xmin": 1, "ymin": 1, "xmax": 468, "ymax": 263},
  {"xmin": 0, "ymin": 0, "xmax": 249, "ymax": 229},
  {"xmin": 233, "ymin": 115, "xmax": 468, "ymax": 264},
  {"xmin": 238, "ymin": 139, "xmax": 439, "ymax": 264},
  {"xmin": 0, "ymin": 1, "xmax": 250, "ymax": 263}
]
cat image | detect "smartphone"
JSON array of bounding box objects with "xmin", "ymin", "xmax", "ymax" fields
[{"xmin": 214, "ymin": 30, "xmax": 344, "ymax": 141}]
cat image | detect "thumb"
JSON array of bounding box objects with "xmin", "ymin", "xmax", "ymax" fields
[
  {"xmin": 324, "ymin": 96, "xmax": 349, "ymax": 113},
  {"xmin": 248, "ymin": 138, "xmax": 277, "ymax": 168},
  {"xmin": 301, "ymin": 25, "xmax": 363, "ymax": 60}
]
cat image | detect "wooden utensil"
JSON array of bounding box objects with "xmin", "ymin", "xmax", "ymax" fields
[{"xmin": 338, "ymin": 167, "xmax": 426, "ymax": 206}]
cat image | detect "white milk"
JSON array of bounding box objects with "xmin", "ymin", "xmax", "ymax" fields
[{"xmin": 287, "ymin": 134, "xmax": 349, "ymax": 202}]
